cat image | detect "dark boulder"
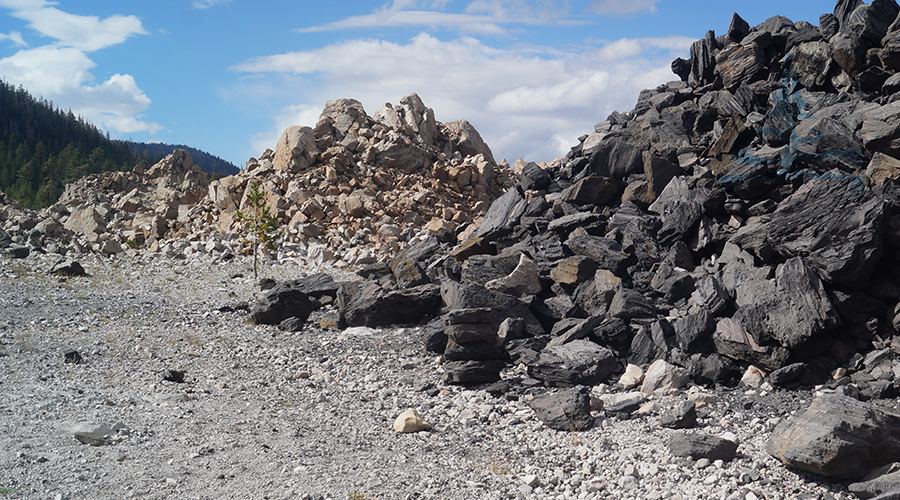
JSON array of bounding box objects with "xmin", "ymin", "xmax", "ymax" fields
[
  {"xmin": 342, "ymin": 283, "xmax": 441, "ymax": 327},
  {"xmin": 475, "ymin": 186, "xmax": 526, "ymax": 240},
  {"xmin": 669, "ymin": 432, "xmax": 738, "ymax": 462},
  {"xmin": 528, "ymin": 339, "xmax": 620, "ymax": 387},
  {"xmin": 531, "ymin": 387, "xmax": 593, "ymax": 431},
  {"xmin": 767, "ymin": 394, "xmax": 900, "ymax": 480},
  {"xmin": 251, "ymin": 284, "xmax": 319, "ymax": 326}
]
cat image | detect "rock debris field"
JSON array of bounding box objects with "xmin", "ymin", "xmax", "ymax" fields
[{"xmin": 0, "ymin": 251, "xmax": 874, "ymax": 500}]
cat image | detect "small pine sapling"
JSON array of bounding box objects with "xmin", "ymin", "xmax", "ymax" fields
[{"xmin": 236, "ymin": 181, "xmax": 282, "ymax": 278}]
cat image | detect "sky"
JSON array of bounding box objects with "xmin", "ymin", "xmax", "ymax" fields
[{"xmin": 0, "ymin": 0, "xmax": 834, "ymax": 168}]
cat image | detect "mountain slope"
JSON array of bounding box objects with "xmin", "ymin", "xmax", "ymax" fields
[{"xmin": 0, "ymin": 79, "xmax": 238, "ymax": 208}]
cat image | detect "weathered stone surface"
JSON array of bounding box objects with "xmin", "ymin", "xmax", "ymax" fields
[
  {"xmin": 609, "ymin": 287, "xmax": 656, "ymax": 321},
  {"xmin": 643, "ymin": 151, "xmax": 684, "ymax": 202},
  {"xmin": 565, "ymin": 234, "xmax": 632, "ymax": 275},
  {"xmin": 342, "ymin": 283, "xmax": 441, "ymax": 327},
  {"xmin": 443, "ymin": 340, "xmax": 506, "ymax": 361},
  {"xmin": 641, "ymin": 359, "xmax": 690, "ymax": 396},
  {"xmin": 674, "ymin": 310, "xmax": 716, "ymax": 354},
  {"xmin": 274, "ymin": 125, "xmax": 319, "ymax": 173},
  {"xmin": 550, "ymin": 256, "xmax": 597, "ymax": 286},
  {"xmin": 735, "ymin": 257, "xmax": 840, "ymax": 350},
  {"xmin": 519, "ymin": 162, "xmax": 551, "ymax": 191},
  {"xmin": 442, "ymin": 360, "xmax": 505, "ymax": 384},
  {"xmin": 790, "ymin": 116, "xmax": 866, "ymax": 172},
  {"xmin": 528, "ymin": 339, "xmax": 620, "ymax": 387},
  {"xmin": 442, "ymin": 282, "xmax": 545, "ymax": 337},
  {"xmin": 716, "ymin": 42, "xmax": 765, "ymax": 90},
  {"xmin": 588, "ymin": 133, "xmax": 647, "ymax": 180},
  {"xmin": 689, "ymin": 31, "xmax": 718, "ymax": 87},
  {"xmin": 766, "ymin": 177, "xmax": 885, "ymax": 289},
  {"xmin": 669, "ymin": 433, "xmax": 738, "ymax": 462},
  {"xmin": 849, "ymin": 463, "xmax": 900, "ymax": 499},
  {"xmin": 64, "ymin": 207, "xmax": 106, "ymax": 235},
  {"xmin": 49, "ymin": 258, "xmax": 87, "ymax": 277},
  {"xmin": 789, "ymin": 41, "xmax": 834, "ymax": 90},
  {"xmin": 767, "ymin": 394, "xmax": 900, "ymax": 480},
  {"xmin": 475, "ymin": 186, "xmax": 525, "ymax": 240},
  {"xmin": 531, "ymin": 387, "xmax": 593, "ymax": 431},
  {"xmin": 648, "ymin": 176, "xmax": 710, "ymax": 245},
  {"xmin": 628, "ymin": 322, "xmax": 673, "ymax": 366},
  {"xmin": 713, "ymin": 317, "xmax": 790, "ymax": 371},
  {"xmin": 445, "ymin": 323, "xmax": 497, "ymax": 344},
  {"xmin": 860, "ymin": 101, "xmax": 900, "ymax": 158},
  {"xmin": 393, "ymin": 409, "xmax": 430, "ymax": 433},
  {"xmin": 485, "ymin": 254, "xmax": 542, "ymax": 297},
  {"xmin": 661, "ymin": 400, "xmax": 698, "ymax": 429},
  {"xmin": 560, "ymin": 176, "xmax": 620, "ymax": 206},
  {"xmin": 867, "ymin": 152, "xmax": 900, "ymax": 186}
]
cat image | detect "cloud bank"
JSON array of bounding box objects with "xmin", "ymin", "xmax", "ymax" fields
[
  {"xmin": 0, "ymin": 0, "xmax": 160, "ymax": 134},
  {"xmin": 233, "ymin": 32, "xmax": 692, "ymax": 163}
]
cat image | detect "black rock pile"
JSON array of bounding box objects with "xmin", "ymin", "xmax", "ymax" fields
[
  {"xmin": 249, "ymin": 1, "xmax": 900, "ymax": 402},
  {"xmin": 274, "ymin": 0, "xmax": 900, "ymax": 403}
]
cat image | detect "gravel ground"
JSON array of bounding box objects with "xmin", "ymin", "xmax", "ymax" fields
[{"xmin": 0, "ymin": 251, "xmax": 865, "ymax": 500}]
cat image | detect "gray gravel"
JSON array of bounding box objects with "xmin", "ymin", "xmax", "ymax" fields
[{"xmin": 0, "ymin": 251, "xmax": 866, "ymax": 500}]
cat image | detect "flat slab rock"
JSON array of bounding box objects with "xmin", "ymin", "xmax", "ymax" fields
[
  {"xmin": 766, "ymin": 393, "xmax": 900, "ymax": 480},
  {"xmin": 668, "ymin": 432, "xmax": 738, "ymax": 462}
]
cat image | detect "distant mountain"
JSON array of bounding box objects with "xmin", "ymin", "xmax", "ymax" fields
[
  {"xmin": 0, "ymin": 78, "xmax": 238, "ymax": 209},
  {"xmin": 128, "ymin": 142, "xmax": 239, "ymax": 178}
]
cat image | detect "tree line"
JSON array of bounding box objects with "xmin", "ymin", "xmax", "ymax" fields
[{"xmin": 0, "ymin": 79, "xmax": 238, "ymax": 209}]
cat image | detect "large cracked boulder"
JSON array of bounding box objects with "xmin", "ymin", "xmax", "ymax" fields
[
  {"xmin": 767, "ymin": 394, "xmax": 900, "ymax": 480},
  {"xmin": 765, "ymin": 177, "xmax": 885, "ymax": 289}
]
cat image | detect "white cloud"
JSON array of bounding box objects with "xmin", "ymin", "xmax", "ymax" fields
[
  {"xmin": 192, "ymin": 0, "xmax": 231, "ymax": 10},
  {"xmin": 0, "ymin": 30, "xmax": 26, "ymax": 46},
  {"xmin": 589, "ymin": 0, "xmax": 661, "ymax": 15},
  {"xmin": 0, "ymin": 2, "xmax": 158, "ymax": 135},
  {"xmin": 298, "ymin": 0, "xmax": 583, "ymax": 34},
  {"xmin": 0, "ymin": 0, "xmax": 145, "ymax": 52},
  {"xmin": 231, "ymin": 32, "xmax": 691, "ymax": 163}
]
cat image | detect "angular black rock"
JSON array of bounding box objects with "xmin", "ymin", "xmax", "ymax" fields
[
  {"xmin": 669, "ymin": 432, "xmax": 738, "ymax": 462},
  {"xmin": 531, "ymin": 387, "xmax": 593, "ymax": 431}
]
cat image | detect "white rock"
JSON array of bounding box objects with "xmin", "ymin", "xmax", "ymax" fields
[
  {"xmin": 619, "ymin": 363, "xmax": 644, "ymax": 389},
  {"xmin": 641, "ymin": 359, "xmax": 689, "ymax": 396},
  {"xmin": 741, "ymin": 365, "xmax": 767, "ymax": 388},
  {"xmin": 393, "ymin": 409, "xmax": 430, "ymax": 433}
]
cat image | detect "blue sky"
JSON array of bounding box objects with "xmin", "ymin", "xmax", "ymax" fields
[{"xmin": 0, "ymin": 0, "xmax": 831, "ymax": 168}]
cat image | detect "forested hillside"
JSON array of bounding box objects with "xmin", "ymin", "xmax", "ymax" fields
[
  {"xmin": 0, "ymin": 80, "xmax": 148, "ymax": 208},
  {"xmin": 0, "ymin": 80, "xmax": 239, "ymax": 209}
]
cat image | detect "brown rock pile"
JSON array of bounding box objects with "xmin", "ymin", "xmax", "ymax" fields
[
  {"xmin": 0, "ymin": 94, "xmax": 515, "ymax": 265},
  {"xmin": 207, "ymin": 93, "xmax": 514, "ymax": 266},
  {"xmin": 0, "ymin": 150, "xmax": 212, "ymax": 256}
]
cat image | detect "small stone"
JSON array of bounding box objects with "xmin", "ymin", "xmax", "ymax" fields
[
  {"xmin": 64, "ymin": 350, "xmax": 83, "ymax": 364},
  {"xmin": 162, "ymin": 369, "xmax": 186, "ymax": 383},
  {"xmin": 741, "ymin": 365, "xmax": 766, "ymax": 388},
  {"xmin": 392, "ymin": 409, "xmax": 430, "ymax": 433},
  {"xmin": 619, "ymin": 364, "xmax": 644, "ymax": 389}
]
